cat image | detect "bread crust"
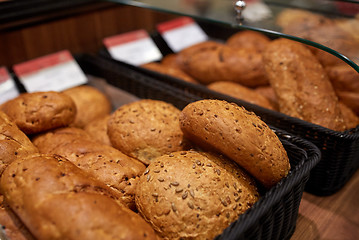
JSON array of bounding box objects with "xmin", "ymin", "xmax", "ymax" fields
[
  {"xmin": 0, "ymin": 92, "xmax": 76, "ymax": 134},
  {"xmin": 135, "ymin": 150, "xmax": 259, "ymax": 239},
  {"xmin": 179, "ymin": 99, "xmax": 290, "ymax": 188},
  {"xmin": 84, "ymin": 115, "xmax": 112, "ymax": 146},
  {"xmin": 226, "ymin": 30, "xmax": 271, "ymax": 52}
]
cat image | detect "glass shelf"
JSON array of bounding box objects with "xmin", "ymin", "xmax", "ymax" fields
[{"xmin": 106, "ymin": 0, "xmax": 359, "ymax": 72}]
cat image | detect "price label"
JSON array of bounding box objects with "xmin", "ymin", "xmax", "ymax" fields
[
  {"xmin": 13, "ymin": 50, "xmax": 87, "ymax": 93},
  {"xmin": 0, "ymin": 67, "xmax": 19, "ymax": 104},
  {"xmin": 157, "ymin": 17, "xmax": 208, "ymax": 52},
  {"xmin": 103, "ymin": 29, "xmax": 162, "ymax": 66}
]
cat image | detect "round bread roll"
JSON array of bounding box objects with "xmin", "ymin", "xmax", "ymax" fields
[
  {"xmin": 325, "ymin": 64, "xmax": 359, "ymax": 93},
  {"xmin": 63, "ymin": 85, "xmax": 112, "ymax": 128},
  {"xmin": 108, "ymin": 99, "xmax": 189, "ymax": 165},
  {"xmin": 84, "ymin": 115, "xmax": 112, "ymax": 146},
  {"xmin": 161, "ymin": 53, "xmax": 180, "ymax": 68},
  {"xmin": 177, "ymin": 41, "xmax": 269, "ymax": 87},
  {"xmin": 226, "ymin": 30, "xmax": 271, "ymax": 52},
  {"xmin": 254, "ymin": 86, "xmax": 279, "ymax": 110},
  {"xmin": 337, "ymin": 91, "xmax": 359, "ymax": 116},
  {"xmin": 179, "ymin": 99, "xmax": 290, "ymax": 188},
  {"xmin": 0, "ymin": 111, "xmax": 39, "ymax": 174},
  {"xmin": 135, "ymin": 150, "xmax": 259, "ymax": 240},
  {"xmin": 208, "ymin": 81, "xmax": 275, "ymax": 110},
  {"xmin": 0, "ymin": 91, "xmax": 76, "ymax": 135},
  {"xmin": 338, "ymin": 102, "xmax": 359, "ymax": 129}
]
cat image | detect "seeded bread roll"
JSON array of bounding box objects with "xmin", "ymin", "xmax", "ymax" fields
[
  {"xmin": 0, "ymin": 111, "xmax": 39, "ymax": 175},
  {"xmin": 135, "ymin": 150, "xmax": 259, "ymax": 239},
  {"xmin": 208, "ymin": 81, "xmax": 275, "ymax": 110},
  {"xmin": 179, "ymin": 99, "xmax": 290, "ymax": 188},
  {"xmin": 226, "ymin": 30, "xmax": 271, "ymax": 52},
  {"xmin": 108, "ymin": 99, "xmax": 189, "ymax": 165},
  {"xmin": 63, "ymin": 85, "xmax": 112, "ymax": 128},
  {"xmin": 84, "ymin": 115, "xmax": 112, "ymax": 146},
  {"xmin": 32, "ymin": 127, "xmax": 146, "ymax": 210},
  {"xmin": 0, "ymin": 154, "xmax": 158, "ymax": 240},
  {"xmin": 262, "ymin": 38, "xmax": 346, "ymax": 131},
  {"xmin": 177, "ymin": 41, "xmax": 269, "ymax": 87},
  {"xmin": 0, "ymin": 92, "xmax": 76, "ymax": 135}
]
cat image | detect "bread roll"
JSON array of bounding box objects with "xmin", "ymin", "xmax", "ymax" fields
[
  {"xmin": 337, "ymin": 91, "xmax": 359, "ymax": 116},
  {"xmin": 226, "ymin": 30, "xmax": 271, "ymax": 52},
  {"xmin": 63, "ymin": 85, "xmax": 112, "ymax": 128},
  {"xmin": 161, "ymin": 53, "xmax": 180, "ymax": 68},
  {"xmin": 177, "ymin": 41, "xmax": 269, "ymax": 87},
  {"xmin": 208, "ymin": 81, "xmax": 275, "ymax": 110},
  {"xmin": 339, "ymin": 102, "xmax": 359, "ymax": 129},
  {"xmin": 135, "ymin": 150, "xmax": 259, "ymax": 239},
  {"xmin": 0, "ymin": 154, "xmax": 158, "ymax": 240},
  {"xmin": 0, "ymin": 111, "xmax": 38, "ymax": 175},
  {"xmin": 262, "ymin": 38, "xmax": 346, "ymax": 131},
  {"xmin": 254, "ymin": 86, "xmax": 279, "ymax": 110},
  {"xmin": 0, "ymin": 92, "xmax": 76, "ymax": 135},
  {"xmin": 179, "ymin": 99, "xmax": 290, "ymax": 188},
  {"xmin": 84, "ymin": 115, "xmax": 112, "ymax": 146},
  {"xmin": 32, "ymin": 127, "xmax": 146, "ymax": 210},
  {"xmin": 326, "ymin": 64, "xmax": 359, "ymax": 93},
  {"xmin": 108, "ymin": 99, "xmax": 189, "ymax": 165}
]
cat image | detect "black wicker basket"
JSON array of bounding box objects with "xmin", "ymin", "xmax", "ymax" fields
[{"xmin": 77, "ymin": 53, "xmax": 320, "ymax": 240}]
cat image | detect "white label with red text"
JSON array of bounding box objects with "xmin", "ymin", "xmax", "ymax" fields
[
  {"xmin": 157, "ymin": 17, "xmax": 208, "ymax": 52},
  {"xmin": 0, "ymin": 67, "xmax": 19, "ymax": 104},
  {"xmin": 13, "ymin": 50, "xmax": 87, "ymax": 93},
  {"xmin": 104, "ymin": 29, "xmax": 162, "ymax": 66}
]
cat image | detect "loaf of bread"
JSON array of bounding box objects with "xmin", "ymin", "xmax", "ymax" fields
[
  {"xmin": 32, "ymin": 127, "xmax": 146, "ymax": 210},
  {"xmin": 84, "ymin": 115, "xmax": 112, "ymax": 146},
  {"xmin": 63, "ymin": 85, "xmax": 112, "ymax": 128},
  {"xmin": 108, "ymin": 99, "xmax": 190, "ymax": 165},
  {"xmin": 226, "ymin": 30, "xmax": 271, "ymax": 52},
  {"xmin": 208, "ymin": 81, "xmax": 275, "ymax": 110},
  {"xmin": 177, "ymin": 41, "xmax": 269, "ymax": 87},
  {"xmin": 262, "ymin": 38, "xmax": 346, "ymax": 131},
  {"xmin": 135, "ymin": 150, "xmax": 259, "ymax": 239},
  {"xmin": 179, "ymin": 99, "xmax": 290, "ymax": 188},
  {"xmin": 141, "ymin": 62, "xmax": 198, "ymax": 84},
  {"xmin": 0, "ymin": 154, "xmax": 158, "ymax": 240},
  {"xmin": 0, "ymin": 111, "xmax": 39, "ymax": 175},
  {"xmin": 0, "ymin": 92, "xmax": 76, "ymax": 135}
]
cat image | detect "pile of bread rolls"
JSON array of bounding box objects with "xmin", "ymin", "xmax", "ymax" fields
[
  {"xmin": 0, "ymin": 83, "xmax": 290, "ymax": 239},
  {"xmin": 141, "ymin": 16, "xmax": 359, "ymax": 131}
]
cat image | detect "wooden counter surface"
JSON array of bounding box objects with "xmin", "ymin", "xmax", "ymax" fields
[{"xmin": 291, "ymin": 170, "xmax": 359, "ymax": 240}]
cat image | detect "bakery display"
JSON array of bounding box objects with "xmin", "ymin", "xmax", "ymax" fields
[
  {"xmin": 107, "ymin": 99, "xmax": 190, "ymax": 165},
  {"xmin": 63, "ymin": 85, "xmax": 112, "ymax": 128}
]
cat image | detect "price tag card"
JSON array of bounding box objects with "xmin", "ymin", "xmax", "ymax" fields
[
  {"xmin": 0, "ymin": 67, "xmax": 19, "ymax": 104},
  {"xmin": 13, "ymin": 50, "xmax": 87, "ymax": 93},
  {"xmin": 157, "ymin": 17, "xmax": 208, "ymax": 52},
  {"xmin": 103, "ymin": 29, "xmax": 162, "ymax": 66}
]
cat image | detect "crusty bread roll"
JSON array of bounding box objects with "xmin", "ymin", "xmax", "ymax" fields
[
  {"xmin": 0, "ymin": 111, "xmax": 39, "ymax": 175},
  {"xmin": 32, "ymin": 127, "xmax": 146, "ymax": 210},
  {"xmin": 337, "ymin": 91, "xmax": 359, "ymax": 116},
  {"xmin": 63, "ymin": 85, "xmax": 112, "ymax": 128},
  {"xmin": 135, "ymin": 150, "xmax": 259, "ymax": 239},
  {"xmin": 339, "ymin": 102, "xmax": 359, "ymax": 129},
  {"xmin": 325, "ymin": 64, "xmax": 359, "ymax": 93},
  {"xmin": 108, "ymin": 99, "xmax": 190, "ymax": 165},
  {"xmin": 254, "ymin": 86, "xmax": 279, "ymax": 110},
  {"xmin": 208, "ymin": 81, "xmax": 275, "ymax": 110},
  {"xmin": 0, "ymin": 154, "xmax": 158, "ymax": 240},
  {"xmin": 177, "ymin": 41, "xmax": 269, "ymax": 87},
  {"xmin": 0, "ymin": 92, "xmax": 76, "ymax": 135},
  {"xmin": 179, "ymin": 99, "xmax": 290, "ymax": 188},
  {"xmin": 262, "ymin": 38, "xmax": 346, "ymax": 131},
  {"xmin": 84, "ymin": 115, "xmax": 112, "ymax": 146},
  {"xmin": 226, "ymin": 30, "xmax": 271, "ymax": 52},
  {"xmin": 161, "ymin": 53, "xmax": 180, "ymax": 68}
]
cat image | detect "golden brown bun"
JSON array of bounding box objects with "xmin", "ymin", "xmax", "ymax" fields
[
  {"xmin": 32, "ymin": 127, "xmax": 146, "ymax": 210},
  {"xmin": 0, "ymin": 111, "xmax": 39, "ymax": 174},
  {"xmin": 226, "ymin": 30, "xmax": 271, "ymax": 52},
  {"xmin": 0, "ymin": 92, "xmax": 76, "ymax": 135},
  {"xmin": 84, "ymin": 115, "xmax": 112, "ymax": 146},
  {"xmin": 108, "ymin": 99, "xmax": 189, "ymax": 165},
  {"xmin": 141, "ymin": 62, "xmax": 198, "ymax": 84},
  {"xmin": 337, "ymin": 91, "xmax": 359, "ymax": 116},
  {"xmin": 208, "ymin": 81, "xmax": 275, "ymax": 110},
  {"xmin": 63, "ymin": 85, "xmax": 112, "ymax": 128},
  {"xmin": 161, "ymin": 53, "xmax": 181, "ymax": 68},
  {"xmin": 177, "ymin": 41, "xmax": 269, "ymax": 87},
  {"xmin": 179, "ymin": 99, "xmax": 290, "ymax": 188},
  {"xmin": 135, "ymin": 150, "xmax": 259, "ymax": 239},
  {"xmin": 339, "ymin": 102, "xmax": 359, "ymax": 129},
  {"xmin": 326, "ymin": 64, "xmax": 359, "ymax": 93},
  {"xmin": 0, "ymin": 154, "xmax": 158, "ymax": 240},
  {"xmin": 254, "ymin": 86, "xmax": 279, "ymax": 110},
  {"xmin": 262, "ymin": 38, "xmax": 346, "ymax": 131}
]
